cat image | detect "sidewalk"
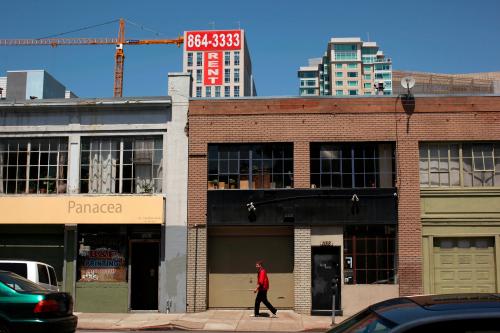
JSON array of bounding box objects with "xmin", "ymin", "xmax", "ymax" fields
[{"xmin": 76, "ymin": 310, "xmax": 344, "ymax": 331}]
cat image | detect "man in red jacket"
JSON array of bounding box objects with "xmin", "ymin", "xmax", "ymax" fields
[{"xmin": 253, "ymin": 260, "xmax": 277, "ymax": 317}]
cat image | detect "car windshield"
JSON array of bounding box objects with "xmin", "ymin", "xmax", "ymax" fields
[
  {"xmin": 327, "ymin": 309, "xmax": 396, "ymax": 333},
  {"xmin": 0, "ymin": 272, "xmax": 46, "ymax": 292}
]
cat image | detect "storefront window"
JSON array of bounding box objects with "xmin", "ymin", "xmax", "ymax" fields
[
  {"xmin": 343, "ymin": 225, "xmax": 396, "ymax": 284},
  {"xmin": 77, "ymin": 226, "xmax": 127, "ymax": 282}
]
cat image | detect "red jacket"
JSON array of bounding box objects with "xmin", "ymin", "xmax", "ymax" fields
[{"xmin": 257, "ymin": 268, "xmax": 269, "ymax": 291}]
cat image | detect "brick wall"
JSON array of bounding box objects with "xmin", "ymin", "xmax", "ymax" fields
[
  {"xmin": 294, "ymin": 226, "xmax": 311, "ymax": 314},
  {"xmin": 188, "ymin": 96, "xmax": 500, "ymax": 310},
  {"xmin": 186, "ymin": 226, "xmax": 207, "ymax": 312}
]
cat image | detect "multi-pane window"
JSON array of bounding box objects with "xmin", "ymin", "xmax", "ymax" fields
[
  {"xmin": 224, "ymin": 51, "xmax": 230, "ymax": 66},
  {"xmin": 224, "ymin": 86, "xmax": 230, "ymax": 97},
  {"xmin": 336, "ymin": 81, "xmax": 343, "ymax": 86},
  {"xmin": 196, "ymin": 87, "xmax": 202, "ymax": 98},
  {"xmin": 363, "ymin": 65, "xmax": 371, "ymax": 72},
  {"xmin": 196, "ymin": 52, "xmax": 202, "ymax": 66},
  {"xmin": 348, "ymin": 81, "xmax": 358, "ymax": 86},
  {"xmin": 347, "ymin": 72, "xmax": 358, "ymax": 78},
  {"xmin": 234, "ymin": 86, "xmax": 240, "ymax": 97},
  {"xmin": 335, "ymin": 63, "xmax": 343, "ymax": 69},
  {"xmin": 336, "ymin": 72, "xmax": 343, "ymax": 78},
  {"xmin": 375, "ymin": 64, "xmax": 391, "ymax": 71},
  {"xmin": 344, "ymin": 225, "xmax": 396, "ymax": 284},
  {"xmin": 336, "ymin": 90, "xmax": 343, "ymax": 95},
  {"xmin": 234, "ymin": 68, "xmax": 240, "ymax": 83},
  {"xmin": 187, "ymin": 52, "xmax": 193, "ymax": 67},
  {"xmin": 420, "ymin": 142, "xmax": 500, "ymax": 187},
  {"xmin": 234, "ymin": 51, "xmax": 240, "ymax": 66},
  {"xmin": 224, "ymin": 69, "xmax": 231, "ymax": 83},
  {"xmin": 80, "ymin": 137, "xmax": 163, "ymax": 194},
  {"xmin": 196, "ymin": 69, "xmax": 202, "ymax": 84},
  {"xmin": 310, "ymin": 143, "xmax": 395, "ymax": 188},
  {"xmin": 334, "ymin": 44, "xmax": 358, "ymax": 61},
  {"xmin": 215, "ymin": 86, "xmax": 221, "ymax": 97},
  {"xmin": 207, "ymin": 143, "xmax": 293, "ymax": 190},
  {"xmin": 348, "ymin": 63, "xmax": 358, "ymax": 69},
  {"xmin": 349, "ymin": 90, "xmax": 358, "ymax": 95},
  {"xmin": 364, "ymin": 83, "xmax": 371, "ymax": 89},
  {"xmin": 364, "ymin": 74, "xmax": 371, "ymax": 80},
  {"xmin": 0, "ymin": 138, "xmax": 68, "ymax": 194},
  {"xmin": 205, "ymin": 86, "xmax": 212, "ymax": 98}
]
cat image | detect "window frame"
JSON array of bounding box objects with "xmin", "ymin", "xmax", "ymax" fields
[
  {"xmin": 419, "ymin": 142, "xmax": 499, "ymax": 188},
  {"xmin": 79, "ymin": 136, "xmax": 163, "ymax": 194},
  {"xmin": 0, "ymin": 138, "xmax": 68, "ymax": 194},
  {"xmin": 207, "ymin": 143, "xmax": 294, "ymax": 190}
]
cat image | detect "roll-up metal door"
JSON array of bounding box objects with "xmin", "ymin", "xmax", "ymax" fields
[{"xmin": 208, "ymin": 227, "xmax": 294, "ymax": 308}]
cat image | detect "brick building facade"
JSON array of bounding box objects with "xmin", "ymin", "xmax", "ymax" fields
[{"xmin": 187, "ymin": 95, "xmax": 500, "ymax": 316}]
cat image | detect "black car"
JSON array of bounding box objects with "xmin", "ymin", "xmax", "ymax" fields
[
  {"xmin": 0, "ymin": 270, "xmax": 77, "ymax": 333},
  {"xmin": 327, "ymin": 293, "xmax": 500, "ymax": 333}
]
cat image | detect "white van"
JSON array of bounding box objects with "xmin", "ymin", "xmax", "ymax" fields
[{"xmin": 0, "ymin": 260, "xmax": 59, "ymax": 291}]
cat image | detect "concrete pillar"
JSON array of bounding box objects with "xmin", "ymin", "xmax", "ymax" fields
[
  {"xmin": 67, "ymin": 135, "xmax": 80, "ymax": 194},
  {"xmin": 294, "ymin": 226, "xmax": 311, "ymax": 314},
  {"xmin": 158, "ymin": 72, "xmax": 191, "ymax": 313},
  {"xmin": 63, "ymin": 224, "xmax": 77, "ymax": 296}
]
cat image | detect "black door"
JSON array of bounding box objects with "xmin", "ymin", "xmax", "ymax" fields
[
  {"xmin": 312, "ymin": 246, "xmax": 341, "ymax": 315},
  {"xmin": 130, "ymin": 242, "xmax": 159, "ymax": 310}
]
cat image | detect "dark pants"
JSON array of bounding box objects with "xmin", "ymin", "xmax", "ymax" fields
[{"xmin": 254, "ymin": 290, "xmax": 277, "ymax": 316}]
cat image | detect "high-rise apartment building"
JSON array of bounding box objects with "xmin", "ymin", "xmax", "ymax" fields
[
  {"xmin": 182, "ymin": 30, "xmax": 256, "ymax": 98},
  {"xmin": 299, "ymin": 37, "xmax": 392, "ymax": 96}
]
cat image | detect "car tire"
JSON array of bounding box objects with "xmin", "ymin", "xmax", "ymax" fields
[{"xmin": 0, "ymin": 322, "xmax": 9, "ymax": 333}]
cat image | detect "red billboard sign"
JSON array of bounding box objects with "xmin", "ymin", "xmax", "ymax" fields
[
  {"xmin": 186, "ymin": 30, "xmax": 242, "ymax": 51},
  {"xmin": 203, "ymin": 51, "xmax": 223, "ymax": 85}
]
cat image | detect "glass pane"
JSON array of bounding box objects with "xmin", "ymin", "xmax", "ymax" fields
[
  {"xmin": 320, "ymin": 174, "xmax": 331, "ymax": 188},
  {"xmin": 342, "ymin": 173, "xmax": 352, "ymax": 188},
  {"xmin": 311, "ymin": 159, "xmax": 320, "ymax": 173},
  {"xmin": 430, "ymin": 173, "xmax": 439, "ymax": 186},
  {"xmin": 439, "ymin": 172, "xmax": 449, "ymax": 186},
  {"xmin": 321, "ymin": 159, "xmax": 331, "ymax": 173},
  {"xmin": 229, "ymin": 160, "xmax": 238, "ymax": 173},
  {"xmin": 332, "ymin": 174, "xmax": 341, "ymax": 187}
]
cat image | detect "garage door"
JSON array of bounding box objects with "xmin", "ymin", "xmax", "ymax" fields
[
  {"xmin": 208, "ymin": 227, "xmax": 294, "ymax": 308},
  {"xmin": 433, "ymin": 237, "xmax": 496, "ymax": 293}
]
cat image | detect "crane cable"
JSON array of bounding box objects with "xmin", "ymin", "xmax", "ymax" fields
[
  {"xmin": 36, "ymin": 18, "xmax": 168, "ymax": 41},
  {"xmin": 36, "ymin": 19, "xmax": 121, "ymax": 40}
]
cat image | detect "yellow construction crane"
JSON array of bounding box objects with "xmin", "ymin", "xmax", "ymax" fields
[{"xmin": 0, "ymin": 18, "xmax": 184, "ymax": 97}]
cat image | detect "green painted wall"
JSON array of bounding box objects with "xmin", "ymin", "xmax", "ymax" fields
[{"xmin": 75, "ymin": 282, "xmax": 129, "ymax": 313}]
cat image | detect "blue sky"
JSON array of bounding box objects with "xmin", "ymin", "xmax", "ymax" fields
[{"xmin": 1, "ymin": 0, "xmax": 499, "ymax": 98}]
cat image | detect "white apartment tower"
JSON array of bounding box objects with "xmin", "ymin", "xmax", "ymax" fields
[
  {"xmin": 298, "ymin": 37, "xmax": 392, "ymax": 96},
  {"xmin": 183, "ymin": 30, "xmax": 256, "ymax": 98}
]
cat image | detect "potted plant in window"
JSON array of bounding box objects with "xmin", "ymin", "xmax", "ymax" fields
[
  {"xmin": 208, "ymin": 179, "xmax": 219, "ymax": 190},
  {"xmin": 229, "ymin": 178, "xmax": 237, "ymax": 189}
]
